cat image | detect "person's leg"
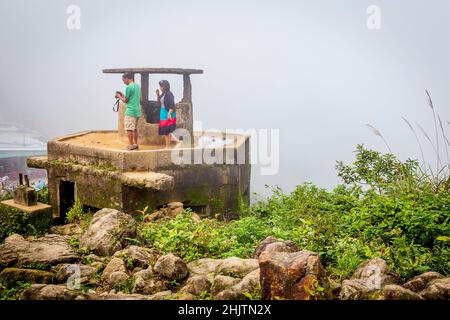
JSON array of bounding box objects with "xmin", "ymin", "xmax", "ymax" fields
[
  {"xmin": 170, "ymin": 133, "xmax": 180, "ymax": 143},
  {"xmin": 124, "ymin": 116, "xmax": 135, "ymax": 150},
  {"xmin": 165, "ymin": 135, "xmax": 170, "ymax": 148},
  {"xmin": 133, "ymin": 130, "xmax": 138, "ymax": 147},
  {"xmin": 126, "ymin": 130, "xmax": 134, "ymax": 149}
]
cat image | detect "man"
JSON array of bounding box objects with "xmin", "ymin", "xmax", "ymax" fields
[{"xmin": 115, "ymin": 72, "xmax": 141, "ymax": 150}]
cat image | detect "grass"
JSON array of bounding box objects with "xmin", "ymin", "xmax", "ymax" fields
[{"xmin": 138, "ymin": 142, "xmax": 450, "ymax": 281}]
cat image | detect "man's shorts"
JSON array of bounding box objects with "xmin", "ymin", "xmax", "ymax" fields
[{"xmin": 124, "ymin": 115, "xmax": 139, "ymax": 131}]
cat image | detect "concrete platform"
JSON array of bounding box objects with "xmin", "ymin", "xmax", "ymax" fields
[{"xmin": 1, "ymin": 199, "xmax": 51, "ymax": 214}]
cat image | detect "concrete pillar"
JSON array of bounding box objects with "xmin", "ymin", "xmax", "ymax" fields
[
  {"xmin": 182, "ymin": 74, "xmax": 192, "ymax": 103},
  {"xmin": 140, "ymin": 73, "xmax": 149, "ymax": 102}
]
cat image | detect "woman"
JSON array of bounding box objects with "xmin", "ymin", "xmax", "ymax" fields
[{"xmin": 156, "ymin": 80, "xmax": 181, "ymax": 148}]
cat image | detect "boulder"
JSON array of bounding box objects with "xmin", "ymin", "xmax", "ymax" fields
[
  {"xmin": 253, "ymin": 236, "xmax": 299, "ymax": 259},
  {"xmin": 144, "ymin": 211, "xmax": 165, "ymax": 222},
  {"xmin": 0, "ymin": 268, "xmax": 54, "ymax": 286},
  {"xmin": 212, "ymin": 275, "xmax": 241, "ymax": 294},
  {"xmin": 377, "ymin": 284, "xmax": 424, "ymax": 300},
  {"xmin": 102, "ymin": 257, "xmax": 127, "ymax": 285},
  {"xmin": 108, "ymin": 271, "xmax": 130, "ymax": 287},
  {"xmin": 351, "ymin": 258, "xmax": 397, "ymax": 287},
  {"xmin": 180, "ymin": 275, "xmax": 212, "ymax": 295},
  {"xmin": 113, "ymin": 245, "xmax": 158, "ymax": 269},
  {"xmin": 132, "ymin": 267, "xmax": 167, "ymax": 295},
  {"xmin": 22, "ymin": 284, "xmax": 79, "ymax": 300},
  {"xmin": 0, "ymin": 234, "xmax": 79, "ymax": 267},
  {"xmin": 166, "ymin": 202, "xmax": 184, "ymax": 218},
  {"xmin": 153, "ymin": 254, "xmax": 188, "ymax": 281},
  {"xmin": 55, "ymin": 264, "xmax": 97, "ymax": 283},
  {"xmin": 216, "ymin": 257, "xmax": 259, "ymax": 277},
  {"xmin": 83, "ymin": 254, "xmax": 104, "ymax": 263},
  {"xmin": 403, "ymin": 272, "xmax": 444, "ymax": 292},
  {"xmin": 148, "ymin": 290, "xmax": 173, "ymax": 300},
  {"xmin": 419, "ymin": 278, "xmax": 450, "ymax": 300},
  {"xmin": 187, "ymin": 258, "xmax": 223, "ymax": 276},
  {"xmin": 339, "ymin": 279, "xmax": 374, "ymax": 300},
  {"xmin": 79, "ymin": 208, "xmax": 137, "ymax": 257},
  {"xmin": 48, "ymin": 223, "xmax": 83, "ymax": 236},
  {"xmin": 339, "ymin": 258, "xmax": 398, "ymax": 300},
  {"xmin": 91, "ymin": 292, "xmax": 150, "ymax": 300},
  {"xmin": 259, "ymin": 250, "xmax": 330, "ymax": 300},
  {"xmin": 215, "ymin": 269, "xmax": 260, "ymax": 300}
]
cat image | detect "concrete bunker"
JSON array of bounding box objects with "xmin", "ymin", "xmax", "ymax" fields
[{"xmin": 27, "ymin": 67, "xmax": 251, "ymax": 221}]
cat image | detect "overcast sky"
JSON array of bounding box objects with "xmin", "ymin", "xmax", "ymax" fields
[{"xmin": 1, "ymin": 0, "xmax": 449, "ymax": 197}]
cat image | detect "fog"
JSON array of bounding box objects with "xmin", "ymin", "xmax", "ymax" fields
[{"xmin": 1, "ymin": 0, "xmax": 450, "ymax": 198}]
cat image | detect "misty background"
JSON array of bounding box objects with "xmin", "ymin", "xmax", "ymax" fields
[{"xmin": 1, "ymin": 0, "xmax": 450, "ymax": 198}]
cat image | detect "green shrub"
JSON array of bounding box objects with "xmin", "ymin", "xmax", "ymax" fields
[
  {"xmin": 138, "ymin": 145, "xmax": 449, "ymax": 281},
  {"xmin": 66, "ymin": 198, "xmax": 91, "ymax": 223}
]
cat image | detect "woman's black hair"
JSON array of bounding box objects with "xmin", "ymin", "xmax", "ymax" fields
[{"xmin": 159, "ymin": 80, "xmax": 171, "ymax": 92}]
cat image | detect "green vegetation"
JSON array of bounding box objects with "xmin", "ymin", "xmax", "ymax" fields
[
  {"xmin": 66, "ymin": 198, "xmax": 92, "ymax": 225},
  {"xmin": 0, "ymin": 186, "xmax": 52, "ymax": 242},
  {"xmin": 0, "ymin": 281, "xmax": 31, "ymax": 300},
  {"xmin": 21, "ymin": 263, "xmax": 52, "ymax": 271},
  {"xmin": 139, "ymin": 145, "xmax": 450, "ymax": 281}
]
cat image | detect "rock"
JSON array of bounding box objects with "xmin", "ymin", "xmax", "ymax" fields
[
  {"xmin": 215, "ymin": 269, "xmax": 260, "ymax": 300},
  {"xmin": 108, "ymin": 271, "xmax": 130, "ymax": 287},
  {"xmin": 145, "ymin": 211, "xmax": 165, "ymax": 222},
  {"xmin": 102, "ymin": 257, "xmax": 127, "ymax": 284},
  {"xmin": 148, "ymin": 290, "xmax": 173, "ymax": 300},
  {"xmin": 22, "ymin": 284, "xmax": 79, "ymax": 300},
  {"xmin": 259, "ymin": 250, "xmax": 330, "ymax": 300},
  {"xmin": 55, "ymin": 264, "xmax": 97, "ymax": 283},
  {"xmin": 180, "ymin": 275, "xmax": 212, "ymax": 295},
  {"xmin": 0, "ymin": 268, "xmax": 54, "ymax": 286},
  {"xmin": 339, "ymin": 279, "xmax": 375, "ymax": 300},
  {"xmin": 339, "ymin": 258, "xmax": 398, "ymax": 300},
  {"xmin": 217, "ymin": 257, "xmax": 259, "ymax": 277},
  {"xmin": 253, "ymin": 236, "xmax": 298, "ymax": 259},
  {"xmin": 377, "ymin": 285, "xmax": 424, "ymax": 300},
  {"xmin": 79, "ymin": 208, "xmax": 137, "ymax": 257},
  {"xmin": 132, "ymin": 267, "xmax": 143, "ymax": 274},
  {"xmin": 0, "ymin": 234, "xmax": 79, "ymax": 267},
  {"xmin": 187, "ymin": 258, "xmax": 223, "ymax": 275},
  {"xmin": 154, "ymin": 254, "xmax": 188, "ymax": 281},
  {"xmin": 191, "ymin": 213, "xmax": 201, "ymax": 222},
  {"xmin": 403, "ymin": 272, "xmax": 444, "ymax": 292},
  {"xmin": 419, "ymin": 278, "xmax": 450, "ymax": 300},
  {"xmin": 212, "ymin": 275, "xmax": 242, "ymax": 294},
  {"xmin": 48, "ymin": 223, "xmax": 83, "ymax": 236},
  {"xmin": 113, "ymin": 245, "xmax": 157, "ymax": 269},
  {"xmin": 83, "ymin": 254, "xmax": 104, "ymax": 264},
  {"xmin": 177, "ymin": 292, "xmax": 195, "ymax": 300},
  {"xmin": 167, "ymin": 202, "xmax": 184, "ymax": 218},
  {"xmin": 132, "ymin": 267, "xmax": 167, "ymax": 295},
  {"xmin": 91, "ymin": 292, "xmax": 150, "ymax": 300},
  {"xmin": 351, "ymin": 258, "xmax": 397, "ymax": 286}
]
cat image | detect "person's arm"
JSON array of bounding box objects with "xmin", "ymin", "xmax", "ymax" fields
[
  {"xmin": 167, "ymin": 93, "xmax": 175, "ymax": 120},
  {"xmin": 115, "ymin": 91, "xmax": 128, "ymax": 103}
]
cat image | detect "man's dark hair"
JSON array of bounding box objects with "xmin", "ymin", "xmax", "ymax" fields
[{"xmin": 122, "ymin": 72, "xmax": 134, "ymax": 80}]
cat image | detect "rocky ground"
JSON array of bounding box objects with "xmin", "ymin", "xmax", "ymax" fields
[{"xmin": 0, "ymin": 208, "xmax": 449, "ymax": 300}]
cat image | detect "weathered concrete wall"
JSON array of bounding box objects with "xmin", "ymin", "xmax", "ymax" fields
[{"xmin": 28, "ymin": 130, "xmax": 251, "ymax": 220}]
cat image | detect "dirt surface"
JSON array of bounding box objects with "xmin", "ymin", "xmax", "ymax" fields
[{"xmin": 63, "ymin": 132, "xmax": 168, "ymax": 150}]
